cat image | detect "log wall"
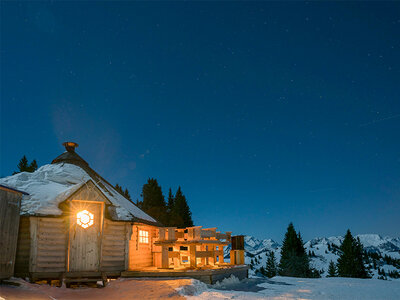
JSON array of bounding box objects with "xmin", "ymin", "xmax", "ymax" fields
[
  {"xmin": 30, "ymin": 217, "xmax": 68, "ymax": 273},
  {"xmin": 100, "ymin": 219, "xmax": 130, "ymax": 272},
  {"xmin": 14, "ymin": 217, "xmax": 30, "ymax": 276}
]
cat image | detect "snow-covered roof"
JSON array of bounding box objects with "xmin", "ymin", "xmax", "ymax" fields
[{"xmin": 0, "ymin": 161, "xmax": 158, "ymax": 225}]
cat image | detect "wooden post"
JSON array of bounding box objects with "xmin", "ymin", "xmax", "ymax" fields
[
  {"xmin": 209, "ymin": 245, "xmax": 215, "ymax": 266},
  {"xmin": 167, "ymin": 227, "xmax": 176, "ymax": 241},
  {"xmin": 230, "ymin": 250, "xmax": 235, "ymax": 265},
  {"xmin": 189, "ymin": 245, "xmax": 196, "ymax": 268},
  {"xmin": 219, "ymin": 244, "xmax": 224, "ymax": 264},
  {"xmin": 158, "ymin": 228, "xmax": 166, "ymax": 241},
  {"xmin": 161, "ymin": 245, "xmax": 169, "ymax": 269}
]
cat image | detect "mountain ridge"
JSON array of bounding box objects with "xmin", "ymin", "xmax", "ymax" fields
[{"xmin": 225, "ymin": 233, "xmax": 400, "ymax": 279}]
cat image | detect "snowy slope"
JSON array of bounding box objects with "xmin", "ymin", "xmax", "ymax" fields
[
  {"xmin": 225, "ymin": 234, "xmax": 400, "ymax": 279},
  {"xmin": 179, "ymin": 276, "xmax": 400, "ymax": 300}
]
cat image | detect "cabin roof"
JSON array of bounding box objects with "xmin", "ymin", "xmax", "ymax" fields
[
  {"xmin": 0, "ymin": 184, "xmax": 29, "ymax": 195},
  {"xmin": 0, "ymin": 147, "xmax": 160, "ymax": 226}
]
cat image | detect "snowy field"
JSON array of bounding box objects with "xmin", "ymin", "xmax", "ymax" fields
[
  {"xmin": 2, "ymin": 276, "xmax": 400, "ymax": 300},
  {"xmin": 179, "ymin": 276, "xmax": 400, "ymax": 300}
]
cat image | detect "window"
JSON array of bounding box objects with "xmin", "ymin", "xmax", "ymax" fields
[
  {"xmin": 77, "ymin": 210, "xmax": 94, "ymax": 229},
  {"xmin": 139, "ymin": 230, "xmax": 149, "ymax": 243}
]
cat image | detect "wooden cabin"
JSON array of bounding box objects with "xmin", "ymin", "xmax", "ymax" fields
[
  {"xmin": 0, "ymin": 142, "xmax": 162, "ymax": 284},
  {"xmin": 0, "ymin": 184, "xmax": 27, "ymax": 281},
  {"xmin": 0, "ymin": 142, "xmax": 248, "ymax": 285}
]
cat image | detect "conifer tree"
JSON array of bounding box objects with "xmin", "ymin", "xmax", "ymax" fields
[
  {"xmin": 265, "ymin": 251, "xmax": 278, "ymax": 278},
  {"xmin": 337, "ymin": 229, "xmax": 368, "ymax": 278},
  {"xmin": 27, "ymin": 159, "xmax": 38, "ymax": 172},
  {"xmin": 327, "ymin": 260, "xmax": 337, "ymax": 277},
  {"xmin": 141, "ymin": 178, "xmax": 167, "ymax": 224},
  {"xmin": 14, "ymin": 155, "xmax": 38, "ymax": 174},
  {"xmin": 124, "ymin": 188, "xmax": 132, "ymax": 201},
  {"xmin": 259, "ymin": 266, "xmax": 266, "ymax": 276},
  {"xmin": 115, "ymin": 184, "xmax": 123, "ymax": 194},
  {"xmin": 171, "ymin": 187, "xmax": 193, "ymax": 228},
  {"xmin": 279, "ymin": 223, "xmax": 312, "ymax": 277},
  {"xmin": 17, "ymin": 155, "xmax": 29, "ymax": 172},
  {"xmin": 114, "ymin": 184, "xmax": 132, "ymax": 202},
  {"xmin": 167, "ymin": 188, "xmax": 174, "ymax": 213}
]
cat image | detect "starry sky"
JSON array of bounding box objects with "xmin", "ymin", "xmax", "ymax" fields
[{"xmin": 1, "ymin": 2, "xmax": 400, "ymax": 241}]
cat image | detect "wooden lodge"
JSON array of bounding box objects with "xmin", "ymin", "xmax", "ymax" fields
[{"xmin": 0, "ymin": 142, "xmax": 248, "ymax": 285}]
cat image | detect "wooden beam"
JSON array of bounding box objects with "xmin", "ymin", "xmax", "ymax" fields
[{"xmin": 189, "ymin": 245, "xmax": 196, "ymax": 268}]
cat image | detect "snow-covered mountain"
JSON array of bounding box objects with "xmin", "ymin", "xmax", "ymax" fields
[{"xmin": 225, "ymin": 234, "xmax": 400, "ymax": 279}]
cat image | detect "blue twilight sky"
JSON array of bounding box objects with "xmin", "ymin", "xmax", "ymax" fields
[{"xmin": 1, "ymin": 2, "xmax": 400, "ymax": 241}]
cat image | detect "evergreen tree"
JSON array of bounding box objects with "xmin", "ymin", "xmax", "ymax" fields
[
  {"xmin": 171, "ymin": 187, "xmax": 193, "ymax": 228},
  {"xmin": 123, "ymin": 188, "xmax": 131, "ymax": 201},
  {"xmin": 167, "ymin": 188, "xmax": 174, "ymax": 211},
  {"xmin": 279, "ymin": 223, "xmax": 312, "ymax": 277},
  {"xmin": 141, "ymin": 178, "xmax": 168, "ymax": 224},
  {"xmin": 17, "ymin": 155, "xmax": 29, "ymax": 172},
  {"xmin": 265, "ymin": 251, "xmax": 278, "ymax": 278},
  {"xmin": 14, "ymin": 155, "xmax": 38, "ymax": 174},
  {"xmin": 337, "ymin": 229, "xmax": 368, "ymax": 278},
  {"xmin": 327, "ymin": 260, "xmax": 337, "ymax": 277},
  {"xmin": 27, "ymin": 159, "xmax": 38, "ymax": 172},
  {"xmin": 115, "ymin": 184, "xmax": 123, "ymax": 194},
  {"xmin": 259, "ymin": 266, "xmax": 266, "ymax": 276},
  {"xmin": 166, "ymin": 188, "xmax": 175, "ymax": 224},
  {"xmin": 114, "ymin": 184, "xmax": 132, "ymax": 202}
]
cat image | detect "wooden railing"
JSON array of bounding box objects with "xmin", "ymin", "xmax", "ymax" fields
[{"xmin": 157, "ymin": 226, "xmax": 231, "ymax": 243}]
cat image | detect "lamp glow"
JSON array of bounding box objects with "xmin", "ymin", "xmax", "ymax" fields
[{"xmin": 77, "ymin": 210, "xmax": 94, "ymax": 228}]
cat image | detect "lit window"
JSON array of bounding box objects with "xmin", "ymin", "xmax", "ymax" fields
[
  {"xmin": 139, "ymin": 230, "xmax": 149, "ymax": 243},
  {"xmin": 77, "ymin": 210, "xmax": 94, "ymax": 229}
]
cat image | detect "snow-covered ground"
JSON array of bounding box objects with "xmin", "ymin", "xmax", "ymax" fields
[
  {"xmin": 179, "ymin": 276, "xmax": 400, "ymax": 300},
  {"xmin": 2, "ymin": 276, "xmax": 400, "ymax": 300},
  {"xmin": 0, "ymin": 277, "xmax": 188, "ymax": 300}
]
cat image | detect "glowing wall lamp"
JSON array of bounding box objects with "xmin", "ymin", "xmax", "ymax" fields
[{"xmin": 77, "ymin": 210, "xmax": 94, "ymax": 228}]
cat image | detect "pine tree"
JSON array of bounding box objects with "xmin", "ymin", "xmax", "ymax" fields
[
  {"xmin": 28, "ymin": 159, "xmax": 38, "ymax": 172},
  {"xmin": 141, "ymin": 178, "xmax": 168, "ymax": 224},
  {"xmin": 115, "ymin": 184, "xmax": 123, "ymax": 194},
  {"xmin": 259, "ymin": 266, "xmax": 266, "ymax": 276},
  {"xmin": 327, "ymin": 260, "xmax": 337, "ymax": 277},
  {"xmin": 265, "ymin": 251, "xmax": 278, "ymax": 278},
  {"xmin": 167, "ymin": 188, "xmax": 174, "ymax": 211},
  {"xmin": 337, "ymin": 229, "xmax": 368, "ymax": 278},
  {"xmin": 279, "ymin": 223, "xmax": 312, "ymax": 277},
  {"xmin": 114, "ymin": 184, "xmax": 132, "ymax": 202},
  {"xmin": 14, "ymin": 155, "xmax": 37, "ymax": 174},
  {"xmin": 17, "ymin": 155, "xmax": 29, "ymax": 172},
  {"xmin": 124, "ymin": 188, "xmax": 131, "ymax": 201},
  {"xmin": 171, "ymin": 187, "xmax": 193, "ymax": 228},
  {"xmin": 165, "ymin": 188, "xmax": 175, "ymax": 226}
]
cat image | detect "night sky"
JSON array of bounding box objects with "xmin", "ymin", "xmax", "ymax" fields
[{"xmin": 1, "ymin": 2, "xmax": 400, "ymax": 241}]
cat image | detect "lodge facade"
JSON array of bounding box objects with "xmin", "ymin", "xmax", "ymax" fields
[{"xmin": 0, "ymin": 142, "xmax": 247, "ymax": 285}]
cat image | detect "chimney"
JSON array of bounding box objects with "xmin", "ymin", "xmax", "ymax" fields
[{"xmin": 63, "ymin": 142, "xmax": 79, "ymax": 152}]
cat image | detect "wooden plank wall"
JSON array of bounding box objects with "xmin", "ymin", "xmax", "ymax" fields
[
  {"xmin": 101, "ymin": 219, "xmax": 129, "ymax": 272},
  {"xmin": 31, "ymin": 217, "xmax": 68, "ymax": 273},
  {"xmin": 128, "ymin": 224, "xmax": 158, "ymax": 269},
  {"xmin": 0, "ymin": 189, "xmax": 22, "ymax": 279},
  {"xmin": 14, "ymin": 217, "xmax": 30, "ymax": 276}
]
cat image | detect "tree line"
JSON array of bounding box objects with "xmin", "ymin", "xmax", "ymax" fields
[
  {"xmin": 115, "ymin": 178, "xmax": 194, "ymax": 228},
  {"xmin": 257, "ymin": 223, "xmax": 369, "ymax": 279},
  {"xmin": 13, "ymin": 155, "xmax": 38, "ymax": 174}
]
